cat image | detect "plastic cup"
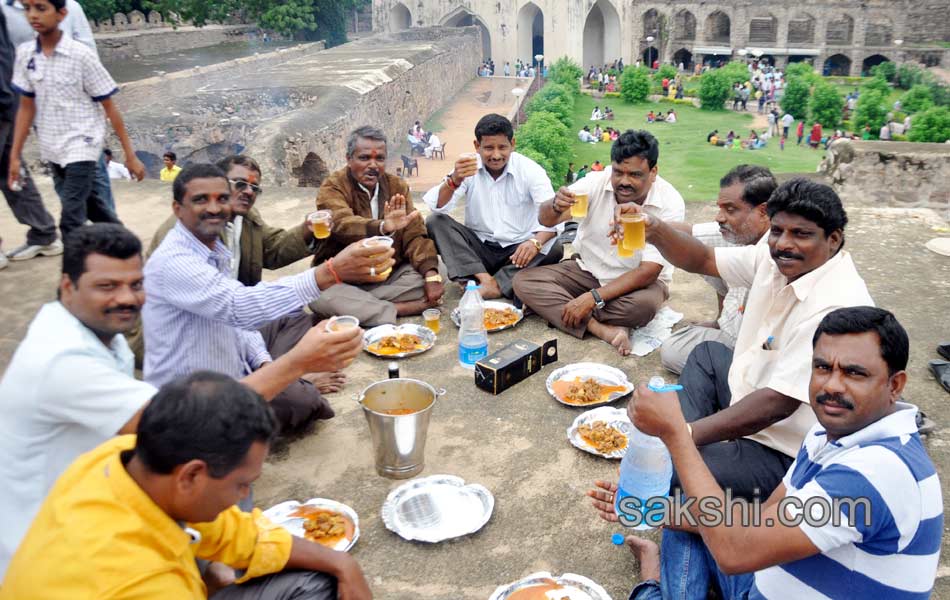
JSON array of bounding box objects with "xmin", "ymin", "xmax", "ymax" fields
[
  {"xmin": 308, "ymin": 210, "xmax": 332, "ymax": 239},
  {"xmin": 327, "ymin": 315, "xmax": 360, "ymax": 333},
  {"xmin": 363, "ymin": 236, "xmax": 394, "ymax": 278},
  {"xmin": 458, "ymin": 153, "xmax": 479, "ymax": 178},
  {"xmin": 570, "ymin": 192, "xmax": 589, "ymax": 219},
  {"xmin": 422, "ymin": 308, "xmax": 441, "ymax": 334},
  {"xmin": 621, "ymin": 213, "xmax": 646, "ymax": 251}
]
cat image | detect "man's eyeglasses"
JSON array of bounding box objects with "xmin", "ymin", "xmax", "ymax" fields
[{"xmin": 228, "ymin": 179, "xmax": 263, "ymax": 196}]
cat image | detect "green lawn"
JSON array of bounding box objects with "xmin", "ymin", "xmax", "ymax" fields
[{"xmin": 570, "ymin": 94, "xmax": 823, "ymax": 201}]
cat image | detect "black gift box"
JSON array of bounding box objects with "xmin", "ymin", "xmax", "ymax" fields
[{"xmin": 474, "ymin": 338, "xmax": 558, "ymax": 395}]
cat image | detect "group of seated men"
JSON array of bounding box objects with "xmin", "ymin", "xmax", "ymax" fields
[{"xmin": 0, "ymin": 110, "xmax": 941, "ymax": 598}]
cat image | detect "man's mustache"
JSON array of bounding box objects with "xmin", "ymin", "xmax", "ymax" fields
[
  {"xmin": 816, "ymin": 393, "xmax": 854, "ymax": 410},
  {"xmin": 200, "ymin": 213, "xmax": 226, "ymax": 221},
  {"xmin": 772, "ymin": 250, "xmax": 804, "ymax": 261},
  {"xmin": 617, "ymin": 185, "xmax": 635, "ymax": 193},
  {"xmin": 105, "ymin": 305, "xmax": 140, "ymax": 315},
  {"xmin": 364, "ymin": 169, "xmax": 379, "ymax": 177}
]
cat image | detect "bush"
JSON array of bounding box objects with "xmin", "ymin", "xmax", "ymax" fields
[
  {"xmin": 516, "ymin": 111, "xmax": 572, "ymax": 185},
  {"xmin": 781, "ymin": 77, "xmax": 811, "ymax": 120},
  {"xmin": 525, "ymin": 83, "xmax": 575, "ymax": 128},
  {"xmin": 809, "ymin": 80, "xmax": 844, "ymax": 128},
  {"xmin": 548, "ymin": 57, "xmax": 584, "ymax": 95},
  {"xmin": 518, "ymin": 146, "xmax": 557, "ymax": 187},
  {"xmin": 896, "ymin": 63, "xmax": 925, "ymax": 90},
  {"xmin": 870, "ymin": 61, "xmax": 897, "ymax": 83},
  {"xmin": 620, "ymin": 66, "xmax": 652, "ymax": 104},
  {"xmin": 657, "ymin": 97, "xmax": 696, "ymax": 106},
  {"xmin": 908, "ymin": 106, "xmax": 950, "ymax": 143},
  {"xmin": 890, "ymin": 134, "xmax": 909, "ymax": 142},
  {"xmin": 698, "ymin": 69, "xmax": 731, "ymax": 111},
  {"xmin": 717, "ymin": 61, "xmax": 750, "ymax": 86},
  {"xmin": 861, "ymin": 75, "xmax": 890, "ymax": 96},
  {"xmin": 901, "ymin": 85, "xmax": 934, "ymax": 113},
  {"xmin": 653, "ymin": 64, "xmax": 677, "ymax": 84},
  {"xmin": 786, "ymin": 62, "xmax": 818, "ymax": 84},
  {"xmin": 852, "ymin": 88, "xmax": 890, "ymax": 135},
  {"xmin": 604, "ymin": 91, "xmax": 621, "ymax": 98}
]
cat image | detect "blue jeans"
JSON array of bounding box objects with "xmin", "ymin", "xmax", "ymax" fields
[
  {"xmin": 629, "ymin": 529, "xmax": 754, "ymax": 600},
  {"xmin": 51, "ymin": 160, "xmax": 120, "ymax": 239},
  {"xmin": 94, "ymin": 153, "xmax": 115, "ymax": 213}
]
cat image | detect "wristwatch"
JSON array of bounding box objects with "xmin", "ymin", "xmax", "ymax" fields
[
  {"xmin": 425, "ymin": 274, "xmax": 444, "ymax": 283},
  {"xmin": 590, "ymin": 288, "xmax": 606, "ymax": 309},
  {"xmin": 529, "ymin": 238, "xmax": 543, "ymax": 252}
]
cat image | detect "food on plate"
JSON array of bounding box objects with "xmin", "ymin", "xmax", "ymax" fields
[
  {"xmin": 577, "ymin": 421, "xmax": 627, "ymax": 454},
  {"xmin": 368, "ymin": 333, "xmax": 425, "ymax": 355},
  {"xmin": 289, "ymin": 505, "xmax": 355, "ymax": 547},
  {"xmin": 507, "ymin": 581, "xmax": 586, "ymax": 600},
  {"xmin": 484, "ymin": 307, "xmax": 519, "ymax": 330},
  {"xmin": 551, "ymin": 377, "xmax": 628, "ymax": 405}
]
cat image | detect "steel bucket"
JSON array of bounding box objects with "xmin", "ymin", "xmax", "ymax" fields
[{"xmin": 357, "ymin": 378, "xmax": 444, "ymax": 479}]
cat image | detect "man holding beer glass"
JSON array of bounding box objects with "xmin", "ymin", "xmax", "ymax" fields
[
  {"xmin": 424, "ymin": 114, "xmax": 562, "ymax": 300},
  {"xmin": 514, "ymin": 130, "xmax": 685, "ymax": 355}
]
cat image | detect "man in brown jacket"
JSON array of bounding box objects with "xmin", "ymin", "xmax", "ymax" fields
[{"xmin": 313, "ymin": 126, "xmax": 445, "ymax": 325}]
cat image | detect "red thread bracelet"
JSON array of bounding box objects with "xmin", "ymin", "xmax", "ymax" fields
[{"xmin": 326, "ymin": 258, "xmax": 343, "ymax": 285}]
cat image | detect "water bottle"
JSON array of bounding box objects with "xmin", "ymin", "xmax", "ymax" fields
[
  {"xmin": 457, "ymin": 281, "xmax": 488, "ymax": 369},
  {"xmin": 615, "ymin": 428, "xmax": 673, "ymax": 530}
]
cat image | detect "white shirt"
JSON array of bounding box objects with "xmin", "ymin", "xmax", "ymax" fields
[
  {"xmin": 691, "ymin": 222, "xmax": 746, "ymax": 341},
  {"xmin": 424, "ymin": 151, "xmax": 557, "ymax": 251},
  {"xmin": 106, "ymin": 159, "xmax": 131, "ymax": 180},
  {"xmin": 227, "ymin": 215, "xmax": 245, "ymax": 280},
  {"xmin": 569, "ymin": 169, "xmax": 685, "ymax": 285},
  {"xmin": 2, "ymin": 0, "xmax": 97, "ymax": 53},
  {"xmin": 426, "ymin": 134, "xmax": 441, "ymax": 150},
  {"xmin": 781, "ymin": 114, "xmax": 794, "ymax": 128},
  {"xmin": 715, "ymin": 242, "xmax": 874, "ymax": 457},
  {"xmin": 12, "ymin": 36, "xmax": 118, "ymax": 166},
  {"xmin": 0, "ymin": 302, "xmax": 153, "ymax": 577},
  {"xmin": 358, "ymin": 182, "xmax": 380, "ymax": 219}
]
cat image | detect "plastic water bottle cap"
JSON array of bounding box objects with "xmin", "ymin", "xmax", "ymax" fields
[
  {"xmin": 466, "ymin": 281, "xmax": 478, "ymax": 290},
  {"xmin": 611, "ymin": 533, "xmax": 625, "ymax": 545}
]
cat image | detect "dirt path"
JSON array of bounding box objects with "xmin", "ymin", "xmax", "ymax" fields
[{"xmin": 397, "ymin": 76, "xmax": 533, "ymax": 195}]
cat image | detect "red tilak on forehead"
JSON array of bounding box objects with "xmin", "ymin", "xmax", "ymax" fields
[{"xmin": 369, "ymin": 150, "xmax": 381, "ymax": 160}]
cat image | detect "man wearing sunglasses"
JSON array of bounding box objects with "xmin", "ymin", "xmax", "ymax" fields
[{"xmin": 130, "ymin": 155, "xmax": 349, "ymax": 430}]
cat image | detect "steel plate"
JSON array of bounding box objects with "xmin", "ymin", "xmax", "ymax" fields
[
  {"xmin": 362, "ymin": 324, "xmax": 436, "ymax": 358},
  {"xmin": 566, "ymin": 406, "xmax": 634, "ymax": 460},
  {"xmin": 262, "ymin": 498, "xmax": 360, "ymax": 552},
  {"xmin": 450, "ymin": 301, "xmax": 524, "ymax": 333},
  {"xmin": 381, "ymin": 474, "xmax": 494, "ymax": 543},
  {"xmin": 489, "ymin": 572, "xmax": 613, "ymax": 600},
  {"xmin": 546, "ymin": 362, "xmax": 634, "ymax": 408}
]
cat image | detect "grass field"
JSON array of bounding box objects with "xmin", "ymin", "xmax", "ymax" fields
[{"xmin": 569, "ymin": 94, "xmax": 823, "ymax": 201}]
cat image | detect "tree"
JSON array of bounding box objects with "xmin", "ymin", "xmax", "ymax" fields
[
  {"xmin": 852, "ymin": 89, "xmax": 889, "ymax": 136},
  {"xmin": 525, "ymin": 83, "xmax": 575, "ymax": 128},
  {"xmin": 548, "ymin": 57, "xmax": 584, "ymax": 95},
  {"xmin": 861, "ymin": 75, "xmax": 890, "ymax": 96},
  {"xmin": 870, "ymin": 61, "xmax": 897, "ymax": 83},
  {"xmin": 717, "ymin": 61, "xmax": 749, "ymax": 86},
  {"xmin": 808, "ymin": 80, "xmax": 844, "ymax": 128},
  {"xmin": 781, "ymin": 77, "xmax": 810, "ymax": 120},
  {"xmin": 785, "ymin": 62, "xmax": 818, "ymax": 84},
  {"xmin": 653, "ymin": 64, "xmax": 677, "ymax": 85},
  {"xmin": 620, "ymin": 67, "xmax": 652, "ymax": 104},
  {"xmin": 901, "ymin": 85, "xmax": 934, "ymax": 113},
  {"xmin": 516, "ymin": 111, "xmax": 571, "ymax": 186},
  {"xmin": 907, "ymin": 106, "xmax": 950, "ymax": 143},
  {"xmin": 78, "ymin": 0, "xmax": 133, "ymax": 23},
  {"xmin": 698, "ymin": 69, "xmax": 730, "ymax": 111},
  {"xmin": 896, "ymin": 63, "xmax": 924, "ymax": 90}
]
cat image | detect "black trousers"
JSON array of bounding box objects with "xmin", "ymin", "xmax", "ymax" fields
[
  {"xmin": 672, "ymin": 341, "xmax": 794, "ymax": 501},
  {"xmin": 50, "ymin": 160, "xmax": 120, "ymax": 240},
  {"xmin": 426, "ymin": 212, "xmax": 563, "ymax": 298},
  {"xmin": 0, "ymin": 116, "xmax": 57, "ymax": 246}
]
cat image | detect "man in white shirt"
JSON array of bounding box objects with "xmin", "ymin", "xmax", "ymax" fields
[
  {"xmin": 781, "ymin": 112, "xmax": 794, "ymax": 138},
  {"xmin": 659, "ymin": 165, "xmax": 776, "ymax": 374},
  {"xmin": 514, "ymin": 130, "xmax": 685, "ymax": 355},
  {"xmin": 423, "ymin": 132, "xmax": 442, "ymax": 159},
  {"xmin": 104, "ymin": 148, "xmax": 131, "ymax": 180},
  {"xmin": 0, "ymin": 222, "xmax": 364, "ymax": 578},
  {"xmin": 423, "ymin": 114, "xmax": 561, "ymax": 299}
]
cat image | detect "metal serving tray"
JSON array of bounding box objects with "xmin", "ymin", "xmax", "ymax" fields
[
  {"xmin": 545, "ymin": 362, "xmax": 634, "ymax": 408},
  {"xmin": 262, "ymin": 498, "xmax": 360, "ymax": 552},
  {"xmin": 566, "ymin": 406, "xmax": 634, "ymax": 460},
  {"xmin": 381, "ymin": 474, "xmax": 494, "ymax": 543},
  {"xmin": 362, "ymin": 324, "xmax": 436, "ymax": 358},
  {"xmin": 489, "ymin": 571, "xmax": 613, "ymax": 600}
]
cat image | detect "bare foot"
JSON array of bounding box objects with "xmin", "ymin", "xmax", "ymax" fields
[
  {"xmin": 301, "ymin": 371, "xmax": 347, "ymax": 394},
  {"xmin": 474, "ymin": 274, "xmax": 503, "ymax": 299},
  {"xmin": 588, "ymin": 319, "xmax": 631, "ymax": 356},
  {"xmin": 203, "ymin": 561, "xmax": 236, "ymax": 598},
  {"xmin": 395, "ymin": 298, "xmax": 434, "ymax": 317},
  {"xmin": 626, "ymin": 535, "xmax": 661, "ymax": 581}
]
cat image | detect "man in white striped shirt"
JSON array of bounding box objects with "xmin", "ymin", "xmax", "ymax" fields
[
  {"xmin": 143, "ymin": 164, "xmax": 394, "ymax": 431},
  {"xmin": 605, "ymin": 307, "xmax": 942, "ymax": 600}
]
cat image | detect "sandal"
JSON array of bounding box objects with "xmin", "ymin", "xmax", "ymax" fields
[
  {"xmin": 917, "ymin": 410, "xmax": 937, "ymax": 436},
  {"xmin": 938, "ymin": 343, "xmax": 950, "ymax": 361},
  {"xmin": 929, "ymin": 360, "xmax": 950, "ymax": 394}
]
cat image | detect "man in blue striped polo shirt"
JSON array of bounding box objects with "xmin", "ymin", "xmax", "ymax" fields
[{"xmin": 598, "ymin": 307, "xmax": 942, "ymax": 599}]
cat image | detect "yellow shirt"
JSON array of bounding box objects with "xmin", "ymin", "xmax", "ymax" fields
[
  {"xmin": 160, "ymin": 165, "xmax": 182, "ymax": 182},
  {"xmin": 0, "ymin": 436, "xmax": 293, "ymax": 599}
]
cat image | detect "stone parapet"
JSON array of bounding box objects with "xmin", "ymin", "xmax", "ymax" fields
[{"xmin": 96, "ymin": 24, "xmax": 258, "ymax": 62}]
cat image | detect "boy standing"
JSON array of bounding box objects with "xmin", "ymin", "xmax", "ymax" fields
[
  {"xmin": 7, "ymin": 0, "xmax": 144, "ymax": 240},
  {"xmin": 159, "ymin": 151, "xmax": 181, "ymax": 181}
]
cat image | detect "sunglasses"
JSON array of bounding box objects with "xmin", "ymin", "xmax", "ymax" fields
[{"xmin": 229, "ymin": 179, "xmax": 263, "ymax": 196}]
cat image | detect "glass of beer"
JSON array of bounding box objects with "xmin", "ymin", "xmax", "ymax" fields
[
  {"xmin": 422, "ymin": 308, "xmax": 441, "ymax": 334},
  {"xmin": 621, "ymin": 213, "xmax": 646, "ymax": 252},
  {"xmin": 363, "ymin": 236, "xmax": 394, "ymax": 279},
  {"xmin": 458, "ymin": 152, "xmax": 479, "ymax": 178},
  {"xmin": 327, "ymin": 315, "xmax": 360, "ymax": 332},
  {"xmin": 570, "ymin": 192, "xmax": 589, "ymax": 219},
  {"xmin": 308, "ymin": 210, "xmax": 332, "ymax": 239}
]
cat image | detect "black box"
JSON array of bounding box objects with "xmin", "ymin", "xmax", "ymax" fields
[{"xmin": 475, "ymin": 338, "xmax": 558, "ymax": 395}]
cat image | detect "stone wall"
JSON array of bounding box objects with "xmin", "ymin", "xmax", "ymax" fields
[
  {"xmin": 96, "ymin": 24, "xmax": 258, "ymax": 62},
  {"xmin": 820, "ymin": 139, "xmax": 950, "ymax": 209}
]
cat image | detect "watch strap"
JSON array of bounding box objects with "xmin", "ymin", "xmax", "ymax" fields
[{"xmin": 590, "ymin": 288, "xmax": 605, "ymax": 308}]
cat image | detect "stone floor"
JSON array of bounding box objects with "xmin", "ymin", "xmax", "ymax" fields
[{"xmin": 1, "ymin": 178, "xmax": 949, "ymax": 598}]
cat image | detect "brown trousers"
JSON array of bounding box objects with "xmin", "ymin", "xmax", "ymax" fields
[{"xmin": 512, "ymin": 259, "xmax": 668, "ymax": 338}]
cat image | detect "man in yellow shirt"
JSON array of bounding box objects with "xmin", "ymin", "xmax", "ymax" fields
[
  {"xmin": 0, "ymin": 371, "xmax": 372, "ymax": 599},
  {"xmin": 160, "ymin": 151, "xmax": 183, "ymax": 182}
]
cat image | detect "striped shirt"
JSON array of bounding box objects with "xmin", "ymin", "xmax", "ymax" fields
[
  {"xmin": 751, "ymin": 403, "xmax": 942, "ymax": 599},
  {"xmin": 143, "ymin": 222, "xmax": 320, "ymax": 387}
]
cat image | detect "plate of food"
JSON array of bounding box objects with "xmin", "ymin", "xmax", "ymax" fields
[
  {"xmin": 546, "ymin": 363, "xmax": 633, "ymax": 408},
  {"xmin": 566, "ymin": 406, "xmax": 634, "ymax": 459},
  {"xmin": 381, "ymin": 475, "xmax": 494, "ymax": 543},
  {"xmin": 489, "ymin": 572, "xmax": 612, "ymax": 600},
  {"xmin": 262, "ymin": 498, "xmax": 359, "ymax": 552},
  {"xmin": 363, "ymin": 324, "xmax": 436, "ymax": 358},
  {"xmin": 450, "ymin": 301, "xmax": 523, "ymax": 332}
]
